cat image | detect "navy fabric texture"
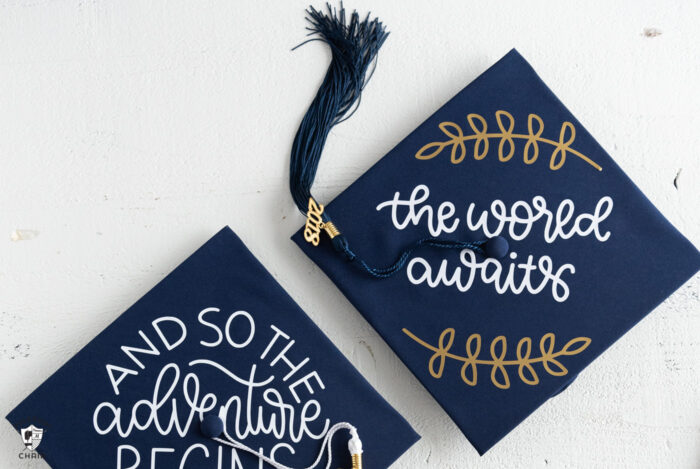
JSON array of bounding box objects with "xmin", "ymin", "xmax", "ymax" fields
[
  {"xmin": 292, "ymin": 49, "xmax": 700, "ymax": 454},
  {"xmin": 7, "ymin": 227, "xmax": 419, "ymax": 468}
]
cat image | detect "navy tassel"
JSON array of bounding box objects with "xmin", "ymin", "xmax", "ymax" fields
[
  {"xmin": 290, "ymin": 3, "xmax": 388, "ymax": 215},
  {"xmin": 289, "ymin": 3, "xmax": 508, "ymax": 278}
]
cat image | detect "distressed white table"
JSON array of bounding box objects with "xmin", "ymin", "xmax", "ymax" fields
[{"xmin": 1, "ymin": 1, "xmax": 698, "ymax": 468}]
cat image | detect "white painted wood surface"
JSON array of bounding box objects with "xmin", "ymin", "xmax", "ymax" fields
[{"xmin": 1, "ymin": 1, "xmax": 698, "ymax": 468}]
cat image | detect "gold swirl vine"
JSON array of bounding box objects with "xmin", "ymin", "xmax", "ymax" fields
[
  {"xmin": 402, "ymin": 327, "xmax": 591, "ymax": 389},
  {"xmin": 415, "ymin": 110, "xmax": 602, "ymax": 171}
]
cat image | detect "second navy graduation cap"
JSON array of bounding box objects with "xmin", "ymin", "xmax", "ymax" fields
[
  {"xmin": 291, "ymin": 49, "xmax": 700, "ymax": 454},
  {"xmin": 7, "ymin": 227, "xmax": 419, "ymax": 468}
]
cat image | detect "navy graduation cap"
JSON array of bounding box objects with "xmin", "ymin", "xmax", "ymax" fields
[
  {"xmin": 287, "ymin": 8, "xmax": 700, "ymax": 455},
  {"xmin": 6, "ymin": 227, "xmax": 419, "ymax": 468}
]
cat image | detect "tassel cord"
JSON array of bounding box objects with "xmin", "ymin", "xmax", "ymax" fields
[
  {"xmin": 335, "ymin": 236, "xmax": 487, "ymax": 278},
  {"xmin": 214, "ymin": 422, "xmax": 359, "ymax": 469}
]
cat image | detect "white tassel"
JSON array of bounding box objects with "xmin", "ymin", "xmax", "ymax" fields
[
  {"xmin": 212, "ymin": 422, "xmax": 362, "ymax": 469},
  {"xmin": 348, "ymin": 428, "xmax": 363, "ymax": 469}
]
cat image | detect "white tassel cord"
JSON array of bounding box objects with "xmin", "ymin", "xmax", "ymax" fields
[{"xmin": 213, "ymin": 422, "xmax": 362, "ymax": 469}]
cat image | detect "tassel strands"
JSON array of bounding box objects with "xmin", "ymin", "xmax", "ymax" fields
[
  {"xmin": 289, "ymin": 3, "xmax": 508, "ymax": 278},
  {"xmin": 289, "ymin": 3, "xmax": 389, "ymax": 216}
]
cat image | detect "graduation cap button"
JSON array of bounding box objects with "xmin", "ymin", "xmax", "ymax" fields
[
  {"xmin": 484, "ymin": 236, "xmax": 509, "ymax": 259},
  {"xmin": 200, "ymin": 414, "xmax": 224, "ymax": 439}
]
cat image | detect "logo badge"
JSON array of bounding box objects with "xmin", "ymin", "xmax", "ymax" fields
[{"xmin": 20, "ymin": 425, "xmax": 43, "ymax": 451}]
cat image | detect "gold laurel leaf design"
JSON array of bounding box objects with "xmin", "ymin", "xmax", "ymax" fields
[
  {"xmin": 543, "ymin": 357, "xmax": 568, "ymax": 376},
  {"xmin": 414, "ymin": 111, "xmax": 602, "ymax": 171},
  {"xmin": 402, "ymin": 328, "xmax": 591, "ymax": 389},
  {"xmin": 460, "ymin": 333, "xmax": 481, "ymax": 386},
  {"xmin": 437, "ymin": 122, "xmax": 467, "ymax": 164},
  {"xmin": 495, "ymin": 110, "xmax": 516, "ymax": 162},
  {"xmin": 489, "ymin": 336, "xmax": 510, "ymax": 389},
  {"xmin": 427, "ymin": 327, "xmax": 455, "ymax": 379},
  {"xmin": 560, "ymin": 337, "xmax": 592, "ymax": 355},
  {"xmin": 516, "ymin": 337, "xmax": 539, "ymax": 385},
  {"xmin": 524, "ymin": 114, "xmax": 544, "ymax": 164},
  {"xmin": 415, "ymin": 140, "xmax": 448, "ymax": 160},
  {"xmin": 466, "ymin": 113, "xmax": 489, "ymax": 160},
  {"xmin": 539, "ymin": 332, "xmax": 556, "ymax": 357},
  {"xmin": 550, "ymin": 121, "xmax": 575, "ymax": 170}
]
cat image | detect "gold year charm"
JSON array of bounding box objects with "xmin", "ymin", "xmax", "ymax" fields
[{"xmin": 304, "ymin": 198, "xmax": 325, "ymax": 246}]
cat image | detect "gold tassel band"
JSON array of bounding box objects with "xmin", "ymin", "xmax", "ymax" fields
[
  {"xmin": 351, "ymin": 453, "xmax": 362, "ymax": 469},
  {"xmin": 322, "ymin": 221, "xmax": 341, "ymax": 239}
]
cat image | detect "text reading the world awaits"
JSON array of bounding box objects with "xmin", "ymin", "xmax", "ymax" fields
[
  {"xmin": 377, "ymin": 184, "xmax": 613, "ymax": 303},
  {"xmin": 93, "ymin": 309, "xmax": 331, "ymax": 469}
]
